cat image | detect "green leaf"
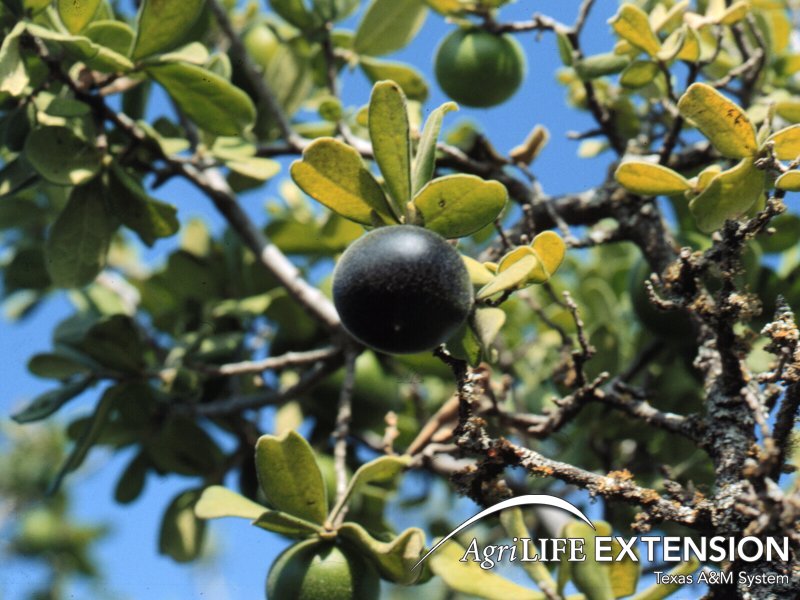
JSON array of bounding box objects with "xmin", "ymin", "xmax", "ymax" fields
[
  {"xmin": 45, "ymin": 181, "xmax": 113, "ymax": 288},
  {"xmin": 0, "ymin": 22, "xmax": 28, "ymax": 96},
  {"xmin": 472, "ymin": 307, "xmax": 505, "ymax": 348},
  {"xmin": 775, "ymin": 170, "xmax": 800, "ymax": 191},
  {"xmin": 769, "ymin": 124, "xmax": 800, "ymax": 160},
  {"xmin": 24, "ymin": 126, "xmax": 102, "ymax": 186},
  {"xmin": 290, "ymin": 137, "xmax": 394, "ymax": 225},
  {"xmin": 354, "ymin": 0, "xmax": 428, "ymax": 57},
  {"xmin": 413, "ymin": 174, "xmax": 507, "ymax": 238},
  {"xmin": 269, "ymin": 0, "xmax": 322, "ymax": 30},
  {"xmin": 226, "ymin": 157, "xmax": 281, "ymax": 181},
  {"xmin": 615, "ymin": 162, "xmax": 692, "ymax": 195},
  {"xmin": 630, "ymin": 559, "xmax": 699, "ymax": 600},
  {"xmin": 0, "ymin": 159, "xmax": 37, "ymax": 199},
  {"xmin": 556, "ymin": 28, "xmax": 574, "ymax": 65},
  {"xmin": 132, "ymin": 0, "xmax": 206, "ymax": 59},
  {"xmin": 412, "ymin": 101, "xmax": 458, "ymax": 195},
  {"xmin": 559, "ymin": 521, "xmax": 614, "ymax": 600},
  {"xmin": 27, "ymin": 24, "xmax": 134, "ymax": 72},
  {"xmin": 608, "ymin": 4, "xmax": 661, "ymax": 57},
  {"xmin": 58, "ymin": 0, "xmax": 101, "ymax": 34},
  {"xmin": 360, "ymin": 57, "xmax": 429, "ymax": 102},
  {"xmin": 255, "ymin": 431, "xmax": 328, "ymax": 525},
  {"xmin": 75, "ymin": 315, "xmax": 147, "ymax": 375},
  {"xmin": 49, "ymin": 384, "xmax": 117, "ymax": 493},
  {"xmin": 11, "ymin": 376, "xmax": 93, "ymax": 424},
  {"xmin": 369, "ymin": 81, "xmax": 412, "ymax": 211},
  {"xmin": 150, "ymin": 42, "xmax": 210, "ymax": 66},
  {"xmin": 147, "ymin": 62, "xmax": 256, "ymax": 136},
  {"xmin": 677, "ymin": 82, "xmax": 758, "ymax": 159},
  {"xmin": 476, "ymin": 253, "xmax": 538, "ymax": 300},
  {"xmin": 159, "ymin": 489, "xmax": 206, "ymax": 563},
  {"xmin": 83, "ymin": 20, "xmax": 135, "ymax": 56},
  {"xmin": 252, "ymin": 510, "xmax": 323, "ymax": 538},
  {"xmin": 194, "ymin": 485, "xmax": 266, "ymax": 521},
  {"xmin": 312, "ymin": 0, "xmax": 360, "ymax": 22},
  {"xmin": 500, "ymin": 508, "xmax": 557, "ymax": 592},
  {"xmin": 340, "ymin": 455, "xmax": 410, "ymax": 509},
  {"xmin": 429, "ymin": 540, "xmax": 545, "ymax": 600},
  {"xmin": 758, "ymin": 213, "xmax": 800, "ymax": 252},
  {"xmin": 114, "ymin": 452, "xmax": 148, "ymax": 504},
  {"xmin": 339, "ymin": 522, "xmax": 426, "ymax": 585},
  {"xmin": 619, "ymin": 60, "xmax": 660, "ymax": 89},
  {"xmin": 690, "ymin": 159, "xmax": 766, "ymax": 232},
  {"xmin": 447, "ymin": 320, "xmax": 482, "ymax": 366},
  {"xmin": 28, "ymin": 353, "xmax": 90, "ymax": 380},
  {"xmin": 574, "ymin": 53, "xmax": 630, "ymax": 80},
  {"xmin": 109, "ymin": 163, "xmax": 179, "ymax": 247}
]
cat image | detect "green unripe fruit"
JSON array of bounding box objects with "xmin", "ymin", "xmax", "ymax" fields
[
  {"xmin": 266, "ymin": 540, "xmax": 380, "ymax": 600},
  {"xmin": 332, "ymin": 226, "xmax": 473, "ymax": 355},
  {"xmin": 243, "ymin": 23, "xmax": 280, "ymax": 71},
  {"xmin": 434, "ymin": 28, "xmax": 526, "ymax": 108}
]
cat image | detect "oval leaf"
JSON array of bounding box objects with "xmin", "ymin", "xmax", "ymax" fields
[
  {"xmin": 46, "ymin": 181, "xmax": 113, "ymax": 288},
  {"xmin": 472, "ymin": 307, "xmax": 506, "ymax": 348},
  {"xmin": 339, "ymin": 522, "xmax": 426, "ymax": 585},
  {"xmin": 775, "ymin": 170, "xmax": 800, "ymax": 191},
  {"xmin": 159, "ymin": 489, "xmax": 206, "ymax": 563},
  {"xmin": 462, "ymin": 255, "xmax": 494, "ymax": 286},
  {"xmin": 147, "ymin": 62, "xmax": 256, "ymax": 136},
  {"xmin": 369, "ymin": 81, "xmax": 412, "ymax": 210},
  {"xmin": 531, "ymin": 231, "xmax": 566, "ymax": 278},
  {"xmin": 24, "ymin": 126, "xmax": 102, "ymax": 186},
  {"xmin": 255, "ymin": 431, "xmax": 328, "ymax": 525},
  {"xmin": 290, "ymin": 137, "xmax": 394, "ymax": 225},
  {"xmin": 132, "ymin": 0, "xmax": 206, "ymax": 59},
  {"xmin": 58, "ymin": 0, "xmax": 102, "ymax": 34},
  {"xmin": 769, "ymin": 124, "xmax": 800, "ymax": 161},
  {"xmin": 689, "ymin": 159, "xmax": 766, "ymax": 232},
  {"xmin": 360, "ymin": 57, "xmax": 429, "ymax": 102},
  {"xmin": 615, "ymin": 162, "xmax": 691, "ymax": 195},
  {"xmin": 476, "ymin": 253, "xmax": 538, "ymax": 300},
  {"xmin": 413, "ymin": 174, "xmax": 507, "ymax": 238},
  {"xmin": 411, "ymin": 100, "xmax": 458, "ymax": 194},
  {"xmin": 677, "ymin": 83, "xmax": 757, "ymax": 159},
  {"xmin": 620, "ymin": 60, "xmax": 660, "ymax": 89},
  {"xmin": 354, "ymin": 0, "xmax": 428, "ymax": 57},
  {"xmin": 195, "ymin": 485, "xmax": 266, "ymax": 521},
  {"xmin": 84, "ymin": 20, "xmax": 135, "ymax": 56},
  {"xmin": 109, "ymin": 163, "xmax": 179, "ymax": 247},
  {"xmin": 609, "ymin": 4, "xmax": 662, "ymax": 57},
  {"xmin": 11, "ymin": 376, "xmax": 93, "ymax": 424},
  {"xmin": 28, "ymin": 353, "xmax": 91, "ymax": 380}
]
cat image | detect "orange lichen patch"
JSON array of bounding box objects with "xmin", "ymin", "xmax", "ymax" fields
[
  {"xmin": 608, "ymin": 469, "xmax": 634, "ymax": 481},
  {"xmin": 529, "ymin": 465, "xmax": 555, "ymax": 477}
]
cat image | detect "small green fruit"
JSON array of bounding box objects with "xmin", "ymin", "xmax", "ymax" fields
[
  {"xmin": 266, "ymin": 540, "xmax": 380, "ymax": 600},
  {"xmin": 332, "ymin": 226, "xmax": 473, "ymax": 354},
  {"xmin": 434, "ymin": 28, "xmax": 526, "ymax": 108}
]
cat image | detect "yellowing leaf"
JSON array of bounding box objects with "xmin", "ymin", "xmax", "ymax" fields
[
  {"xmin": 462, "ymin": 255, "xmax": 494, "ymax": 286},
  {"xmin": 429, "ymin": 540, "xmax": 545, "ymax": 600},
  {"xmin": 354, "ymin": 0, "xmax": 428, "ymax": 57},
  {"xmin": 608, "ymin": 4, "xmax": 662, "ymax": 57},
  {"xmin": 769, "ymin": 125, "xmax": 800, "ymax": 161},
  {"xmin": 472, "ymin": 307, "xmax": 506, "ymax": 348},
  {"xmin": 775, "ymin": 171, "xmax": 800, "ymax": 191},
  {"xmin": 615, "ymin": 162, "xmax": 692, "ymax": 195},
  {"xmin": 58, "ymin": 0, "xmax": 101, "ymax": 34},
  {"xmin": 476, "ymin": 254, "xmax": 538, "ymax": 300},
  {"xmin": 689, "ymin": 159, "xmax": 766, "ymax": 232},
  {"xmin": 651, "ymin": 0, "xmax": 689, "ymax": 33},
  {"xmin": 776, "ymin": 99, "xmax": 800, "ymax": 123},
  {"xmin": 290, "ymin": 138, "xmax": 394, "ymax": 225},
  {"xmin": 677, "ymin": 83, "xmax": 757, "ymax": 158},
  {"xmin": 531, "ymin": 231, "xmax": 566, "ymax": 278},
  {"xmin": 694, "ymin": 164, "xmax": 722, "ymax": 193},
  {"xmin": 369, "ymin": 81, "xmax": 412, "ymax": 210},
  {"xmin": 413, "ymin": 174, "xmax": 507, "ymax": 238},
  {"xmin": 676, "ymin": 26, "xmax": 701, "ymax": 61},
  {"xmin": 718, "ymin": 0, "xmax": 750, "ymax": 25}
]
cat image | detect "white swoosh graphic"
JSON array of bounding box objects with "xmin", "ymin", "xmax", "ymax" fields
[{"xmin": 412, "ymin": 494, "xmax": 594, "ymax": 570}]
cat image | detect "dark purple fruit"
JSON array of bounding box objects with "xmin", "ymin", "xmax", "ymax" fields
[{"xmin": 332, "ymin": 226, "xmax": 473, "ymax": 354}]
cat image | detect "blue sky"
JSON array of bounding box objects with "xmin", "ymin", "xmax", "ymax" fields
[{"xmin": 0, "ymin": 1, "xmax": 644, "ymax": 598}]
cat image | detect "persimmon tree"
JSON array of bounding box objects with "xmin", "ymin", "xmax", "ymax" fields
[{"xmin": 1, "ymin": 0, "xmax": 799, "ymax": 598}]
